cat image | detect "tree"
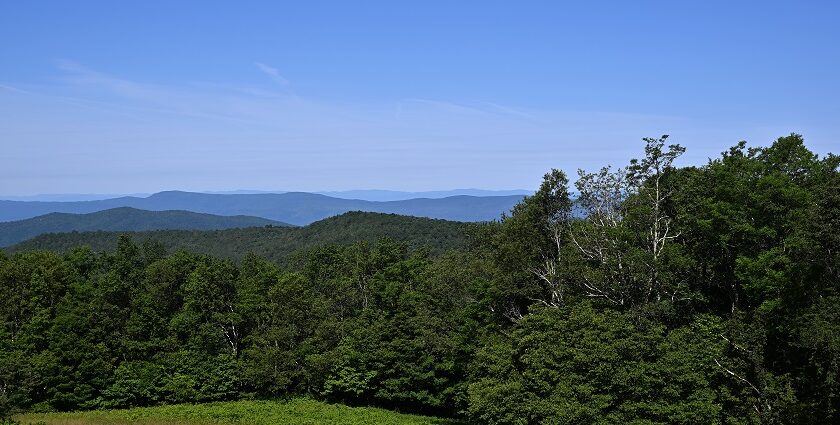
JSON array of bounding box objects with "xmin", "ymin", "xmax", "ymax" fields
[
  {"xmin": 174, "ymin": 258, "xmax": 243, "ymax": 356},
  {"xmin": 467, "ymin": 304, "xmax": 756, "ymax": 424},
  {"xmin": 535, "ymin": 135, "xmax": 687, "ymax": 307},
  {"xmin": 242, "ymin": 271, "xmax": 324, "ymax": 396},
  {"xmin": 478, "ymin": 169, "xmax": 573, "ymax": 320}
]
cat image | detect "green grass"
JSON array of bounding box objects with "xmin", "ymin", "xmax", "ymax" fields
[{"xmin": 13, "ymin": 399, "xmax": 462, "ymax": 425}]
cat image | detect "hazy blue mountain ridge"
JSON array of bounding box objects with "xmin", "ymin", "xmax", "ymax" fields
[
  {"xmin": 0, "ymin": 189, "xmax": 532, "ymax": 202},
  {"xmin": 0, "ymin": 191, "xmax": 525, "ymax": 224},
  {"xmin": 0, "ymin": 207, "xmax": 287, "ymax": 247}
]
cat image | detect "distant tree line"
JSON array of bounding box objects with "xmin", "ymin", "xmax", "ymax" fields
[{"xmin": 1, "ymin": 134, "xmax": 838, "ymax": 424}]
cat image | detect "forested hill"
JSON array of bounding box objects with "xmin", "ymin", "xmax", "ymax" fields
[
  {"xmin": 5, "ymin": 211, "xmax": 467, "ymax": 262},
  {"xmin": 0, "ymin": 207, "xmax": 289, "ymax": 247},
  {"xmin": 0, "ymin": 191, "xmax": 525, "ymax": 224}
]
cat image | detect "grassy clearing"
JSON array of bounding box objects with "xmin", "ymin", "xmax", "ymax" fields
[{"xmin": 13, "ymin": 399, "xmax": 462, "ymax": 425}]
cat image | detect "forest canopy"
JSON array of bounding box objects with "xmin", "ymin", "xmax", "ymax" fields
[{"xmin": 1, "ymin": 134, "xmax": 838, "ymax": 424}]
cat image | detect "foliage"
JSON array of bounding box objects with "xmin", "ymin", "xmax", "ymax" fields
[
  {"xmin": 6, "ymin": 212, "xmax": 467, "ymax": 263},
  {"xmin": 1, "ymin": 134, "xmax": 838, "ymax": 424}
]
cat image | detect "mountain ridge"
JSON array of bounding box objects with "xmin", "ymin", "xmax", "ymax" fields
[
  {"xmin": 0, "ymin": 191, "xmax": 524, "ymax": 225},
  {"xmin": 0, "ymin": 207, "xmax": 288, "ymax": 247},
  {"xmin": 0, "ymin": 189, "xmax": 531, "ymax": 202}
]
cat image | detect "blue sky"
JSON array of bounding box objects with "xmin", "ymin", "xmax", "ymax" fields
[{"xmin": 1, "ymin": 1, "xmax": 838, "ymax": 195}]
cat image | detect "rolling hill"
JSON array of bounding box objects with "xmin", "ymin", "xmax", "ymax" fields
[
  {"xmin": 5, "ymin": 211, "xmax": 469, "ymax": 262},
  {"xmin": 0, "ymin": 190, "xmax": 524, "ymax": 225},
  {"xmin": 0, "ymin": 207, "xmax": 288, "ymax": 247}
]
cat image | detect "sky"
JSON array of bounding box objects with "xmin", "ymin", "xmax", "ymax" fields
[{"xmin": 1, "ymin": 1, "xmax": 838, "ymax": 195}]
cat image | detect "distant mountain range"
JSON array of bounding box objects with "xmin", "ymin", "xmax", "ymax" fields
[
  {"xmin": 0, "ymin": 193, "xmax": 152, "ymax": 202},
  {"xmin": 1, "ymin": 189, "xmax": 531, "ymax": 202},
  {"xmin": 0, "ymin": 190, "xmax": 525, "ymax": 225},
  {"xmin": 0, "ymin": 207, "xmax": 287, "ymax": 247},
  {"xmin": 6, "ymin": 211, "xmax": 468, "ymax": 263},
  {"xmin": 314, "ymin": 189, "xmax": 531, "ymax": 201}
]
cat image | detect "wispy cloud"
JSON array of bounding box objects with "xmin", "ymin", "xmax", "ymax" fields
[
  {"xmin": 55, "ymin": 60, "xmax": 171, "ymax": 103},
  {"xmin": 0, "ymin": 84, "xmax": 33, "ymax": 94},
  {"xmin": 1, "ymin": 60, "xmax": 707, "ymax": 195},
  {"xmin": 255, "ymin": 62, "xmax": 289, "ymax": 85},
  {"xmin": 49, "ymin": 61, "xmax": 264, "ymax": 123},
  {"xmin": 472, "ymin": 101, "xmax": 534, "ymax": 120},
  {"xmin": 401, "ymin": 98, "xmax": 488, "ymax": 115}
]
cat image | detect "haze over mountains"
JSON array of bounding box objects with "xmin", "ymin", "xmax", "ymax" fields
[
  {"xmin": 314, "ymin": 189, "xmax": 531, "ymax": 201},
  {"xmin": 1, "ymin": 189, "xmax": 530, "ymax": 202},
  {"xmin": 0, "ymin": 190, "xmax": 525, "ymax": 225}
]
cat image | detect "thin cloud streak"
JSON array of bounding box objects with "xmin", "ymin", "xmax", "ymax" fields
[
  {"xmin": 0, "ymin": 84, "xmax": 32, "ymax": 94},
  {"xmin": 255, "ymin": 62, "xmax": 290, "ymax": 85}
]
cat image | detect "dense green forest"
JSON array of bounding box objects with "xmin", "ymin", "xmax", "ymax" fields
[
  {"xmin": 5, "ymin": 212, "xmax": 467, "ymax": 263},
  {"xmin": 1, "ymin": 134, "xmax": 838, "ymax": 424}
]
